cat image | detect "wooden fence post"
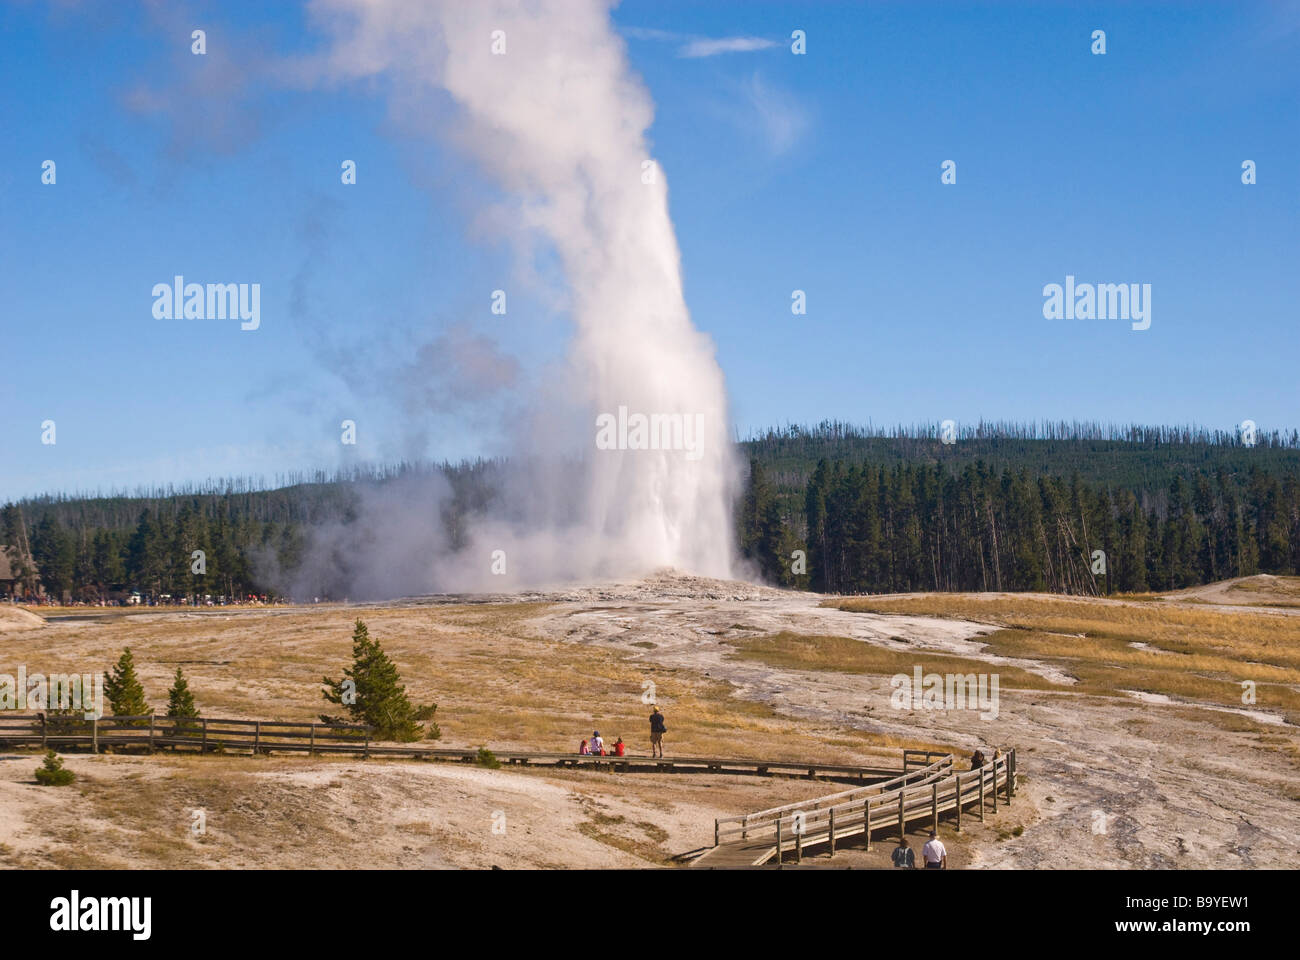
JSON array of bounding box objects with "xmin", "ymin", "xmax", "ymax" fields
[
  {"xmin": 898, "ymin": 790, "xmax": 906, "ymax": 841},
  {"xmin": 955, "ymin": 774, "xmax": 962, "ymax": 832},
  {"xmin": 829, "ymin": 808, "xmax": 836, "ymax": 858},
  {"xmin": 742, "ymin": 815, "xmax": 748, "ymax": 840},
  {"xmin": 864, "ymin": 800, "xmax": 872, "ymax": 851},
  {"xmin": 309, "ymin": 723, "xmax": 316, "ymax": 756},
  {"xmin": 775, "ymin": 818, "xmax": 783, "ymax": 868},
  {"xmin": 41, "ymin": 714, "xmax": 47, "ymax": 750},
  {"xmin": 364, "ymin": 727, "xmax": 370, "ymax": 759},
  {"xmin": 795, "ymin": 819, "xmax": 803, "ymax": 864},
  {"xmin": 992, "ymin": 761, "xmax": 998, "ymax": 813},
  {"xmin": 201, "ymin": 718, "xmax": 207, "ymax": 753},
  {"xmin": 979, "ymin": 767, "xmax": 986, "ymax": 822},
  {"xmin": 714, "ymin": 820, "xmax": 720, "ymax": 847},
  {"xmin": 148, "ymin": 714, "xmax": 155, "ymax": 752},
  {"xmin": 92, "ymin": 714, "xmax": 98, "ymax": 754},
  {"xmin": 253, "ymin": 720, "xmax": 260, "ymax": 755},
  {"xmin": 931, "ymin": 782, "xmax": 939, "ymax": 833}
]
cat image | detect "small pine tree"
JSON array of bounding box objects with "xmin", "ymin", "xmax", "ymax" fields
[
  {"xmin": 321, "ymin": 618, "xmax": 374, "ymax": 729},
  {"xmin": 166, "ymin": 667, "xmax": 201, "ymax": 735},
  {"xmin": 104, "ymin": 647, "xmax": 151, "ymax": 722},
  {"xmin": 321, "ymin": 619, "xmax": 436, "ymax": 742},
  {"xmin": 35, "ymin": 750, "xmax": 75, "ymax": 786},
  {"xmin": 416, "ymin": 703, "xmax": 442, "ymax": 740},
  {"xmin": 475, "ymin": 746, "xmax": 500, "ymax": 769}
]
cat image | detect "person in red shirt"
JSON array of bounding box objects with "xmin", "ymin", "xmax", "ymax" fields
[{"xmin": 613, "ymin": 737, "xmax": 625, "ymax": 757}]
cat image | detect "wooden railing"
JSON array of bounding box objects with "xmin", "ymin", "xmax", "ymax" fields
[
  {"xmin": 903, "ymin": 749, "xmax": 951, "ymax": 771},
  {"xmin": 0, "ymin": 713, "xmax": 373, "ymax": 755},
  {"xmin": 0, "ymin": 713, "xmax": 905, "ymax": 784},
  {"xmin": 714, "ymin": 753, "xmax": 955, "ymax": 844},
  {"xmin": 706, "ymin": 748, "xmax": 1017, "ymax": 866}
]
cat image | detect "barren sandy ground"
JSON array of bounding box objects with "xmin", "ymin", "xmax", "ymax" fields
[
  {"xmin": 0, "ymin": 607, "xmax": 42, "ymax": 630},
  {"xmin": 0, "ymin": 572, "xmax": 1295, "ymax": 869},
  {"xmin": 0, "ymin": 751, "xmax": 846, "ymax": 869},
  {"xmin": 1160, "ymin": 574, "xmax": 1300, "ymax": 615}
]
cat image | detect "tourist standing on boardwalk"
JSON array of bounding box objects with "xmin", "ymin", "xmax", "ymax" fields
[
  {"xmin": 891, "ymin": 837, "xmax": 916, "ymax": 869},
  {"xmin": 922, "ymin": 831, "xmax": 948, "ymax": 869},
  {"xmin": 649, "ymin": 706, "xmax": 666, "ymax": 757}
]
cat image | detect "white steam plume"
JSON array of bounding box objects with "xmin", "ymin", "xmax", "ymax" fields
[{"xmin": 303, "ymin": 0, "xmax": 738, "ymax": 589}]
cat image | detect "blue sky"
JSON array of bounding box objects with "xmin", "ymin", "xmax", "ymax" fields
[{"xmin": 1, "ymin": 0, "xmax": 1297, "ymax": 500}]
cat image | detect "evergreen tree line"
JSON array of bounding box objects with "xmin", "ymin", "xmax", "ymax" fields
[
  {"xmin": 738, "ymin": 457, "xmax": 1300, "ymax": 594},
  {"xmin": 2, "ymin": 461, "xmax": 497, "ymax": 601},
  {"xmin": 3, "ymin": 500, "xmax": 293, "ymax": 601},
  {"xmin": 744, "ymin": 420, "xmax": 1300, "ymax": 495},
  {"xmin": 4, "ymin": 423, "xmax": 1298, "ymax": 600},
  {"xmin": 746, "ymin": 419, "xmax": 1300, "ymax": 448}
]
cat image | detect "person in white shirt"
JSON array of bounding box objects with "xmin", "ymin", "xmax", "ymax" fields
[
  {"xmin": 921, "ymin": 830, "xmax": 948, "ymax": 869},
  {"xmin": 590, "ymin": 731, "xmax": 604, "ymax": 756}
]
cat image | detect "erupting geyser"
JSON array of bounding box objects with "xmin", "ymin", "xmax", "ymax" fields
[{"xmin": 307, "ymin": 0, "xmax": 738, "ymax": 590}]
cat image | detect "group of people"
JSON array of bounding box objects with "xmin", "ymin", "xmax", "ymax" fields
[
  {"xmin": 579, "ymin": 732, "xmax": 625, "ymax": 756},
  {"xmin": 891, "ymin": 831, "xmax": 948, "ymax": 869},
  {"xmin": 969, "ymin": 746, "xmax": 1002, "ymax": 770},
  {"xmin": 572, "ymin": 715, "xmax": 993, "ymax": 871},
  {"xmin": 577, "ymin": 706, "xmax": 667, "ymax": 758},
  {"xmin": 4, "ymin": 593, "xmax": 281, "ymax": 608}
]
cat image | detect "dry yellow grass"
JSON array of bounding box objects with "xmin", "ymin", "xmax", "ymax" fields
[
  {"xmin": 0, "ymin": 602, "xmax": 938, "ymax": 766},
  {"xmin": 825, "ymin": 594, "xmax": 1300, "ymax": 722},
  {"xmin": 724, "ymin": 631, "xmax": 1060, "ymax": 691}
]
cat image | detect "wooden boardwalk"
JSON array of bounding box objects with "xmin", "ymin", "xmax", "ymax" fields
[
  {"xmin": 0, "ymin": 713, "xmax": 900, "ymax": 784},
  {"xmin": 693, "ymin": 749, "xmax": 1017, "ymax": 868},
  {"xmin": 0, "ymin": 713, "xmax": 1013, "ymax": 867}
]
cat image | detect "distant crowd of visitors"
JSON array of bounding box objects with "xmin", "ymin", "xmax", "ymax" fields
[{"xmin": 4, "ymin": 593, "xmax": 280, "ymax": 607}]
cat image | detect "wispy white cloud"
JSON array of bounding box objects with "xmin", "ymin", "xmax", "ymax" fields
[
  {"xmin": 622, "ymin": 26, "xmax": 778, "ymax": 59},
  {"xmin": 679, "ymin": 36, "xmax": 778, "ymax": 59},
  {"xmin": 620, "ymin": 26, "xmax": 680, "ymax": 43},
  {"xmin": 740, "ymin": 72, "xmax": 809, "ymax": 155}
]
